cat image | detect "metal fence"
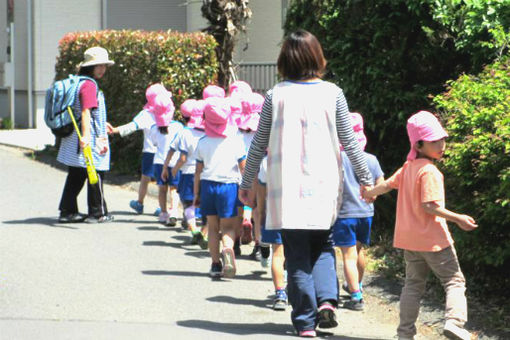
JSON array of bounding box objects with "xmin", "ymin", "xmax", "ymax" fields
[{"xmin": 237, "ymin": 62, "xmax": 278, "ymax": 94}]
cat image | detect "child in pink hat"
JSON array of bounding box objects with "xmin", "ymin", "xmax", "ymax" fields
[
  {"xmin": 107, "ymin": 83, "xmax": 171, "ymax": 216},
  {"xmin": 333, "ymin": 112, "xmax": 384, "ymax": 311},
  {"xmin": 363, "ymin": 110, "xmax": 477, "ymax": 340},
  {"xmin": 229, "ymin": 80, "xmax": 252, "ymax": 98},
  {"xmin": 237, "ymin": 92, "xmax": 265, "ymax": 255},
  {"xmin": 162, "ymin": 98, "xmax": 208, "ymax": 248},
  {"xmin": 203, "ymin": 85, "xmax": 226, "ymax": 99},
  {"xmin": 194, "ymin": 96, "xmax": 246, "ymax": 278},
  {"xmin": 149, "ymin": 92, "xmax": 184, "ymax": 225}
]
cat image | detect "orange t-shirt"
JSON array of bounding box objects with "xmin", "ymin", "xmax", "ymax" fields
[{"xmin": 386, "ymin": 159, "xmax": 453, "ymax": 252}]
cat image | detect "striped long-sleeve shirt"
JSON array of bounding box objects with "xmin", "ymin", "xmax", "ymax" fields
[{"xmin": 241, "ymin": 81, "xmax": 373, "ymax": 191}]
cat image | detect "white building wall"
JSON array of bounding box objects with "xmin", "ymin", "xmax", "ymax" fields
[
  {"xmin": 31, "ymin": 0, "xmax": 102, "ymax": 129},
  {"xmin": 33, "ymin": 0, "xmax": 102, "ymax": 91},
  {"xmin": 107, "ymin": 0, "xmax": 186, "ymax": 31},
  {"xmin": 186, "ymin": 1, "xmax": 207, "ymax": 32},
  {"xmin": 235, "ymin": 0, "xmax": 284, "ymax": 64}
]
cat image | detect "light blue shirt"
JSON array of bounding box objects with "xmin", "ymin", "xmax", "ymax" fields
[{"xmin": 339, "ymin": 151, "xmax": 384, "ymax": 218}]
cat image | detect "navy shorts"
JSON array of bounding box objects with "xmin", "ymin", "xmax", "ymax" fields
[
  {"xmin": 141, "ymin": 152, "xmax": 155, "ymax": 177},
  {"xmin": 153, "ymin": 164, "xmax": 181, "ymax": 186},
  {"xmin": 332, "ymin": 217, "xmax": 373, "ymax": 247},
  {"xmin": 178, "ymin": 173, "xmax": 194, "ymax": 202},
  {"xmin": 261, "ymin": 221, "xmax": 282, "ymax": 245},
  {"xmin": 200, "ymin": 180, "xmax": 239, "ymax": 218}
]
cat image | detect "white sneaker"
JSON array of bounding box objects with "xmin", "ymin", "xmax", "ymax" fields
[
  {"xmin": 444, "ymin": 320, "xmax": 471, "ymax": 340},
  {"xmin": 158, "ymin": 212, "xmax": 169, "ymax": 224}
]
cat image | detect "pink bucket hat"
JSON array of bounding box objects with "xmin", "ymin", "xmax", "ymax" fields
[
  {"xmin": 144, "ymin": 83, "xmax": 172, "ymax": 112},
  {"xmin": 203, "ymin": 85, "xmax": 226, "ymax": 99},
  {"xmin": 203, "ymin": 97, "xmax": 237, "ymax": 138},
  {"xmin": 181, "ymin": 99, "xmax": 205, "ymax": 130},
  {"xmin": 229, "ymin": 80, "xmax": 252, "ymax": 97},
  {"xmin": 227, "ymin": 96, "xmax": 243, "ymax": 126},
  {"xmin": 238, "ymin": 92, "xmax": 264, "ymax": 131},
  {"xmin": 153, "ymin": 93, "xmax": 175, "ymax": 127},
  {"xmin": 340, "ymin": 112, "xmax": 367, "ymax": 151},
  {"xmin": 406, "ymin": 110, "xmax": 448, "ymax": 160}
]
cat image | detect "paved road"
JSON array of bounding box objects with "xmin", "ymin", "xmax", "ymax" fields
[{"xmin": 0, "ymin": 145, "xmax": 398, "ymax": 340}]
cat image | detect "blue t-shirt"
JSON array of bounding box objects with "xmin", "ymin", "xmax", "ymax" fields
[{"xmin": 339, "ymin": 151, "xmax": 384, "ymax": 218}]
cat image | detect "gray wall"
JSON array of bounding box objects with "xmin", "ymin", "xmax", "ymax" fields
[{"xmin": 107, "ymin": 0, "xmax": 186, "ymax": 31}]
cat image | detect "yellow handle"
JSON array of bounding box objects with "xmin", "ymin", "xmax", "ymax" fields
[
  {"xmin": 67, "ymin": 107, "xmax": 98, "ymax": 185},
  {"xmin": 83, "ymin": 145, "xmax": 98, "ymax": 184}
]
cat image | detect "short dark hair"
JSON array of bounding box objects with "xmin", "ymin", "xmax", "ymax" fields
[{"xmin": 277, "ymin": 29, "xmax": 327, "ymax": 81}]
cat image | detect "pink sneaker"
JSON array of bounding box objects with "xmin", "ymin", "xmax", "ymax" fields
[
  {"xmin": 298, "ymin": 330, "xmax": 316, "ymax": 338},
  {"xmin": 158, "ymin": 211, "xmax": 169, "ymax": 224},
  {"xmin": 317, "ymin": 302, "xmax": 338, "ymax": 328}
]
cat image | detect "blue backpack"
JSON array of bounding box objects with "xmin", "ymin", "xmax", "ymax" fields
[{"xmin": 44, "ymin": 75, "xmax": 97, "ymax": 137}]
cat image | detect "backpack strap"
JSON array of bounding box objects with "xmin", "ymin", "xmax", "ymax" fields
[{"xmin": 73, "ymin": 75, "xmax": 101, "ymax": 154}]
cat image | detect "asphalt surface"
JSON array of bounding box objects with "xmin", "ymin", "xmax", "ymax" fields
[{"xmin": 0, "ymin": 145, "xmax": 398, "ymax": 340}]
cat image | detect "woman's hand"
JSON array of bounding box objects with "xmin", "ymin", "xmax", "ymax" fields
[
  {"xmin": 79, "ymin": 135, "xmax": 91, "ymax": 149},
  {"xmin": 239, "ymin": 188, "xmax": 256, "ymax": 208}
]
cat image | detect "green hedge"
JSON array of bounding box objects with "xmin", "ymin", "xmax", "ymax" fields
[
  {"xmin": 55, "ymin": 30, "xmax": 218, "ymax": 174},
  {"xmin": 433, "ymin": 55, "xmax": 510, "ymax": 279}
]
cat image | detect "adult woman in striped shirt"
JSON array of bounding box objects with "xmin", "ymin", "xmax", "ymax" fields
[
  {"xmin": 239, "ymin": 30, "xmax": 373, "ymax": 337},
  {"xmin": 57, "ymin": 47, "xmax": 114, "ymax": 224}
]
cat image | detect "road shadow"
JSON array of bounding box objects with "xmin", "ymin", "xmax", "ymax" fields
[
  {"xmin": 177, "ymin": 320, "xmax": 294, "ymax": 337},
  {"xmin": 142, "ymin": 240, "xmax": 184, "ymax": 250},
  {"xmin": 183, "ymin": 250, "xmax": 210, "ymax": 259},
  {"xmin": 137, "ymin": 226, "xmax": 171, "ymax": 231},
  {"xmin": 141, "ymin": 269, "xmax": 271, "ymax": 282},
  {"xmin": 206, "ymin": 295, "xmax": 272, "ymax": 310},
  {"xmin": 176, "ymin": 320, "xmax": 386, "ymax": 339},
  {"xmin": 2, "ymin": 217, "xmax": 79, "ymax": 229}
]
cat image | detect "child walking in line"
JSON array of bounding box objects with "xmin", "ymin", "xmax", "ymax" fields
[
  {"xmin": 257, "ymin": 156, "xmax": 288, "ymax": 311},
  {"xmin": 239, "ymin": 30, "xmax": 373, "ymax": 337},
  {"xmin": 107, "ymin": 83, "xmax": 168, "ymax": 215},
  {"xmin": 238, "ymin": 92, "xmax": 265, "ymax": 257},
  {"xmin": 163, "ymin": 98, "xmax": 208, "ymax": 248},
  {"xmin": 362, "ymin": 111, "xmax": 477, "ymax": 340},
  {"xmin": 332, "ymin": 112, "xmax": 384, "ymax": 311},
  {"xmin": 149, "ymin": 92, "xmax": 183, "ymax": 226},
  {"xmin": 194, "ymin": 96, "xmax": 246, "ymax": 279}
]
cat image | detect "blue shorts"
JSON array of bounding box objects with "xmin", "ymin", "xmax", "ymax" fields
[
  {"xmin": 141, "ymin": 152, "xmax": 155, "ymax": 177},
  {"xmin": 200, "ymin": 180, "xmax": 239, "ymax": 218},
  {"xmin": 178, "ymin": 173, "xmax": 194, "ymax": 202},
  {"xmin": 261, "ymin": 221, "xmax": 282, "ymax": 245},
  {"xmin": 153, "ymin": 164, "xmax": 181, "ymax": 186},
  {"xmin": 332, "ymin": 217, "xmax": 373, "ymax": 247}
]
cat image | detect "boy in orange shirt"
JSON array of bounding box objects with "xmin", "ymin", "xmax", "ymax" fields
[{"xmin": 362, "ymin": 111, "xmax": 477, "ymax": 340}]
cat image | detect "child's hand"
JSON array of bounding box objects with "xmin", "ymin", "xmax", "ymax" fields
[
  {"xmin": 360, "ymin": 185, "xmax": 374, "ymax": 202},
  {"xmin": 161, "ymin": 167, "xmax": 168, "ymax": 181},
  {"xmin": 106, "ymin": 122, "xmax": 118, "ymax": 135},
  {"xmin": 193, "ymin": 195, "xmax": 200, "ymax": 207},
  {"xmin": 171, "ymin": 167, "xmax": 178, "ymax": 178},
  {"xmin": 455, "ymin": 214, "xmax": 478, "ymax": 231}
]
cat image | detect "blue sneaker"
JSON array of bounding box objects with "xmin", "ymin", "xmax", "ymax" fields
[
  {"xmin": 273, "ymin": 289, "xmax": 287, "ymax": 311},
  {"xmin": 129, "ymin": 200, "xmax": 144, "ymax": 214},
  {"xmin": 154, "ymin": 207, "xmax": 161, "ymax": 216}
]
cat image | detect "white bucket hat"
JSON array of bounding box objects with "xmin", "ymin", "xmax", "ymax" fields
[{"xmin": 79, "ymin": 46, "xmax": 115, "ymax": 68}]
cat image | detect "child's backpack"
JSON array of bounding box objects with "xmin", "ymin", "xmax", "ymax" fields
[{"xmin": 44, "ymin": 75, "xmax": 97, "ymax": 137}]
